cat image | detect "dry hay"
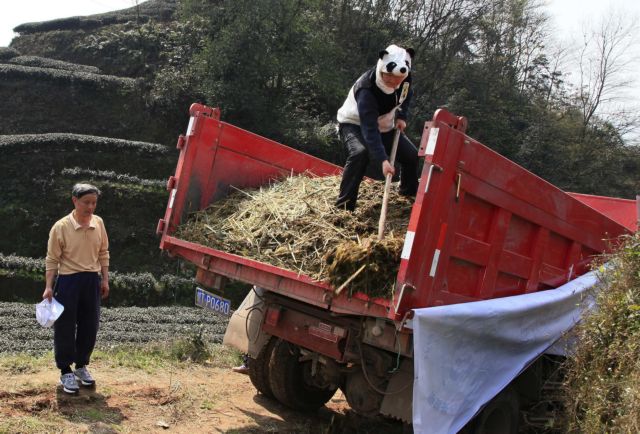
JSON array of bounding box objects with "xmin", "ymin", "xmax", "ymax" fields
[{"xmin": 176, "ymin": 174, "xmax": 414, "ymax": 299}]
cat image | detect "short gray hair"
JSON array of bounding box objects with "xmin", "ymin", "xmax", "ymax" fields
[{"xmin": 72, "ymin": 183, "xmax": 101, "ymax": 198}]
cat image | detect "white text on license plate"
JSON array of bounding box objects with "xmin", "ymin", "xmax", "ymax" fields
[{"xmin": 195, "ymin": 287, "xmax": 231, "ymax": 316}]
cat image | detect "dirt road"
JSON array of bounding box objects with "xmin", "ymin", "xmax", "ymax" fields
[{"xmin": 0, "ymin": 359, "xmax": 406, "ymax": 433}]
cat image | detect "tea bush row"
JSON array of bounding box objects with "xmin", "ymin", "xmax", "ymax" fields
[
  {"xmin": 0, "ymin": 254, "xmax": 196, "ymax": 306},
  {"xmin": 0, "ymin": 302, "xmax": 228, "ymax": 354}
]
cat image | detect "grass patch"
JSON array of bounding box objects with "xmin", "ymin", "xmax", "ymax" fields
[
  {"xmin": 0, "ymin": 336, "xmax": 240, "ymax": 375},
  {"xmin": 563, "ymin": 232, "xmax": 640, "ymax": 432},
  {"xmin": 92, "ymin": 345, "xmax": 171, "ymax": 372},
  {"xmin": 0, "ymin": 352, "xmax": 50, "ymax": 375},
  {"xmin": 69, "ymin": 407, "xmax": 120, "ymax": 424},
  {"xmin": 0, "ymin": 416, "xmax": 61, "ymax": 434},
  {"xmin": 92, "ymin": 338, "xmax": 242, "ymax": 372}
]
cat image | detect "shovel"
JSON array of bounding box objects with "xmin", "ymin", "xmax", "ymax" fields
[{"xmin": 377, "ymin": 128, "xmax": 401, "ymax": 241}]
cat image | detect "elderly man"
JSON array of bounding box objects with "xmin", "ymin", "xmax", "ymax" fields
[
  {"xmin": 43, "ymin": 183, "xmax": 110, "ymax": 394},
  {"xmin": 335, "ymin": 44, "xmax": 419, "ymax": 211}
]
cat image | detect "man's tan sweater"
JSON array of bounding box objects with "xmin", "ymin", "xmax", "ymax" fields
[{"xmin": 45, "ymin": 212, "xmax": 109, "ymax": 275}]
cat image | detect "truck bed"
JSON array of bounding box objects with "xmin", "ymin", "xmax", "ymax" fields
[{"xmin": 158, "ymin": 104, "xmax": 634, "ymax": 321}]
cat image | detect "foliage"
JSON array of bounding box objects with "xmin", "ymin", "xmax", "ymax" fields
[
  {"xmin": 0, "ymin": 133, "xmax": 169, "ymax": 156},
  {"xmin": 8, "ymin": 55, "xmax": 102, "ymax": 74},
  {"xmin": 4, "ymin": 0, "xmax": 638, "ymax": 305},
  {"xmin": 7, "ymin": 0, "xmax": 638, "ymax": 196},
  {"xmin": 0, "ymin": 63, "xmax": 136, "ymax": 89},
  {"xmin": 171, "ymin": 0, "xmax": 639, "ymax": 195},
  {"xmin": 170, "ymin": 326, "xmax": 210, "ymax": 363},
  {"xmin": 61, "ymin": 167, "xmax": 165, "ymax": 188},
  {"xmin": 77, "ymin": 21, "xmax": 178, "ymax": 77},
  {"xmin": 0, "ymin": 254, "xmax": 45, "ymax": 275},
  {"xmin": 108, "ymin": 271, "xmax": 196, "ymax": 306},
  {"xmin": 179, "ymin": 0, "xmax": 398, "ymax": 160},
  {"xmin": 563, "ymin": 233, "xmax": 640, "ymax": 432},
  {"xmin": 0, "ymin": 254, "xmax": 194, "ymax": 306},
  {"xmin": 0, "ymin": 135, "xmax": 174, "ymax": 274},
  {"xmin": 0, "ymin": 302, "xmax": 228, "ymax": 355},
  {"xmin": 0, "ymin": 46, "xmax": 20, "ymax": 61}
]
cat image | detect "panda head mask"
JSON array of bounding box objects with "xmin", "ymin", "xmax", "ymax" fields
[{"xmin": 375, "ymin": 44, "xmax": 415, "ymax": 94}]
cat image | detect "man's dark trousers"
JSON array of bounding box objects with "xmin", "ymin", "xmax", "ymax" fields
[
  {"xmin": 336, "ymin": 123, "xmax": 419, "ymax": 211},
  {"xmin": 53, "ymin": 272, "xmax": 101, "ymax": 372}
]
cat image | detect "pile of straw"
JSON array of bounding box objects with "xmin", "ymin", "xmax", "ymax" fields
[{"xmin": 176, "ymin": 174, "xmax": 413, "ymax": 298}]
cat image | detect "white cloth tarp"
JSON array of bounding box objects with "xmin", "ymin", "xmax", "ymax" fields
[{"xmin": 412, "ymin": 270, "xmax": 599, "ymax": 434}]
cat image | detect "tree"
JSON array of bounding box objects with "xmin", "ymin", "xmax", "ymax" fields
[{"xmin": 574, "ymin": 12, "xmax": 639, "ymax": 136}]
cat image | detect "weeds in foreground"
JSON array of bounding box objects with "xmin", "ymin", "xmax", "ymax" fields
[
  {"xmin": 93, "ymin": 337, "xmax": 242, "ymax": 371},
  {"xmin": 0, "ymin": 352, "xmax": 50, "ymax": 375},
  {"xmin": 563, "ymin": 233, "xmax": 640, "ymax": 433},
  {"xmin": 0, "ymin": 415, "xmax": 60, "ymax": 434},
  {"xmin": 0, "ymin": 334, "xmax": 240, "ymax": 374}
]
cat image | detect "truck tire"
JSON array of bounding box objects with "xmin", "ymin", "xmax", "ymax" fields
[
  {"xmin": 248, "ymin": 337, "xmax": 277, "ymax": 398},
  {"xmin": 469, "ymin": 386, "xmax": 520, "ymax": 434},
  {"xmin": 268, "ymin": 339, "xmax": 337, "ymax": 411},
  {"xmin": 343, "ymin": 370, "xmax": 384, "ymax": 416}
]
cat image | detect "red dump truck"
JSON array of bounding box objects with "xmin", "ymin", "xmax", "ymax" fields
[{"xmin": 157, "ymin": 103, "xmax": 636, "ymax": 430}]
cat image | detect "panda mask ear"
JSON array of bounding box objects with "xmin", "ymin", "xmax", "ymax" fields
[{"xmin": 379, "ymin": 49, "xmax": 389, "ymax": 60}]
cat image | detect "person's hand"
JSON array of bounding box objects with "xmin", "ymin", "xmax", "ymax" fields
[
  {"xmin": 395, "ymin": 118, "xmax": 407, "ymax": 132},
  {"xmin": 42, "ymin": 287, "xmax": 53, "ymax": 302},
  {"xmin": 101, "ymin": 281, "xmax": 110, "ymax": 300},
  {"xmin": 382, "ymin": 160, "xmax": 395, "ymax": 178}
]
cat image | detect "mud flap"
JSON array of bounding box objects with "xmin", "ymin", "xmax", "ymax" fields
[
  {"xmin": 380, "ymin": 358, "xmax": 414, "ymax": 423},
  {"xmin": 222, "ymin": 286, "xmax": 271, "ymax": 358}
]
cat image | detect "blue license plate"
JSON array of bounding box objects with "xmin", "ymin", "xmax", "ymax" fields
[{"xmin": 195, "ymin": 287, "xmax": 231, "ymax": 316}]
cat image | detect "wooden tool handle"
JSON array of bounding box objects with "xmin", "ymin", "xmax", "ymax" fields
[{"xmin": 378, "ymin": 129, "xmax": 401, "ymax": 241}]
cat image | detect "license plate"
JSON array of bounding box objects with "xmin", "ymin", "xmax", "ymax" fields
[{"xmin": 195, "ymin": 287, "xmax": 231, "ymax": 316}]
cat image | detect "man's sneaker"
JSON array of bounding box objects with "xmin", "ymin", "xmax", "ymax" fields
[
  {"xmin": 74, "ymin": 366, "xmax": 96, "ymax": 386},
  {"xmin": 232, "ymin": 364, "xmax": 249, "ymax": 375},
  {"xmin": 60, "ymin": 373, "xmax": 79, "ymax": 394}
]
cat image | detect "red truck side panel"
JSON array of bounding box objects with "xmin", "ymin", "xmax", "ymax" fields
[
  {"xmin": 159, "ymin": 105, "xmax": 633, "ymax": 322},
  {"xmin": 158, "ymin": 104, "xmax": 390, "ymax": 318},
  {"xmin": 394, "ymin": 114, "xmax": 628, "ymax": 317},
  {"xmin": 569, "ymin": 193, "xmax": 637, "ymax": 232}
]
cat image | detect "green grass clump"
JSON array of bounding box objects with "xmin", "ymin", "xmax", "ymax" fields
[
  {"xmin": 0, "ymin": 352, "xmax": 50, "ymax": 374},
  {"xmin": 563, "ymin": 232, "xmax": 640, "ymax": 433},
  {"xmin": 92, "ymin": 339, "xmax": 241, "ymax": 372},
  {"xmin": 0, "ymin": 416, "xmax": 61, "ymax": 434}
]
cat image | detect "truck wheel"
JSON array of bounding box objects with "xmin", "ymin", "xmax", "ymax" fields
[
  {"xmin": 248, "ymin": 338, "xmax": 276, "ymax": 398},
  {"xmin": 268, "ymin": 339, "xmax": 337, "ymax": 411},
  {"xmin": 343, "ymin": 370, "xmax": 384, "ymax": 416},
  {"xmin": 469, "ymin": 386, "xmax": 520, "ymax": 434}
]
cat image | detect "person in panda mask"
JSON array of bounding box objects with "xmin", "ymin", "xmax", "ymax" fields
[{"xmin": 335, "ymin": 44, "xmax": 418, "ymax": 211}]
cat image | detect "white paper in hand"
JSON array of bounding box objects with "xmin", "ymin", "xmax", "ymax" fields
[{"xmin": 35, "ymin": 298, "xmax": 64, "ymax": 328}]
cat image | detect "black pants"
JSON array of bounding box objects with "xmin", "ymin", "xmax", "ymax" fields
[
  {"xmin": 336, "ymin": 123, "xmax": 418, "ymax": 211},
  {"xmin": 53, "ymin": 272, "xmax": 101, "ymax": 372}
]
